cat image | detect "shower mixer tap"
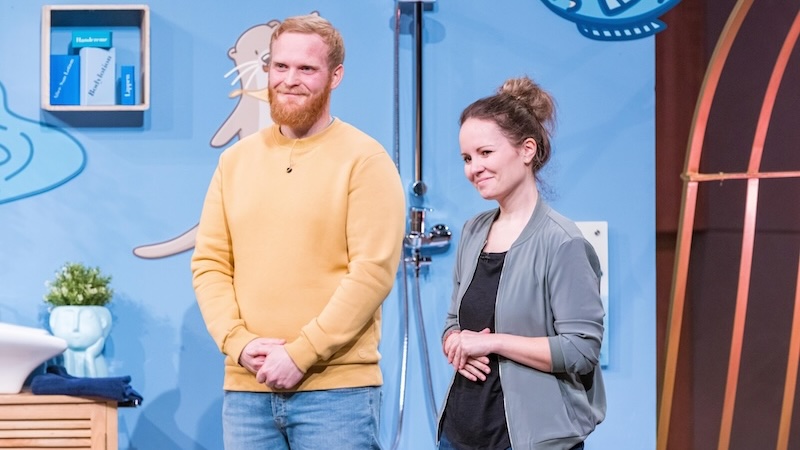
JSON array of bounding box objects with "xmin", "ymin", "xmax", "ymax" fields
[{"xmin": 403, "ymin": 207, "xmax": 451, "ymax": 252}]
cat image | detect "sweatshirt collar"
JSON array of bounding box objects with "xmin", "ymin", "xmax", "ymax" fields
[{"xmin": 271, "ymin": 117, "xmax": 341, "ymax": 149}]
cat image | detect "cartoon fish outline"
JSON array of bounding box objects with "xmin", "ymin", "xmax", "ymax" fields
[
  {"xmin": 0, "ymin": 81, "xmax": 86, "ymax": 205},
  {"xmin": 541, "ymin": 0, "xmax": 682, "ymax": 41}
]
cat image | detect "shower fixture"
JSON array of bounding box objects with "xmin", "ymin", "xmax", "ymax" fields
[
  {"xmin": 404, "ymin": 0, "xmax": 431, "ymax": 198},
  {"xmin": 390, "ymin": 1, "xmax": 444, "ymax": 449},
  {"xmin": 404, "ymin": 207, "xmax": 451, "ymax": 272},
  {"xmin": 404, "ymin": 207, "xmax": 451, "ymax": 252},
  {"xmin": 410, "ymin": 0, "xmax": 426, "ymax": 198}
]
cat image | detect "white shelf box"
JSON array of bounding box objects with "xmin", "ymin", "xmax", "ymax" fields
[{"xmin": 41, "ymin": 4, "xmax": 150, "ymax": 112}]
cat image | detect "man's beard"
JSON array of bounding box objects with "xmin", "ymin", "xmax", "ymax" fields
[{"xmin": 268, "ymin": 82, "xmax": 332, "ymax": 131}]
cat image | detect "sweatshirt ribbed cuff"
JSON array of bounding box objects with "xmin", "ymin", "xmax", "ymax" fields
[{"xmin": 283, "ymin": 337, "xmax": 319, "ymax": 373}]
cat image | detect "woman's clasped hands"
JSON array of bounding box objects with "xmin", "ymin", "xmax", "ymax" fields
[{"xmin": 443, "ymin": 328, "xmax": 494, "ymax": 382}]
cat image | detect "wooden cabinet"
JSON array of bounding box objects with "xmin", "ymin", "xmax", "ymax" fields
[
  {"xmin": 41, "ymin": 4, "xmax": 151, "ymax": 111},
  {"xmin": 0, "ymin": 392, "xmax": 117, "ymax": 449}
]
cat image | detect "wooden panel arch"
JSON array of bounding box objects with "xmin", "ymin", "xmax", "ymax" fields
[{"xmin": 658, "ymin": 1, "xmax": 800, "ymax": 449}]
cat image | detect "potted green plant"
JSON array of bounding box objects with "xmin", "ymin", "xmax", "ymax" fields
[
  {"xmin": 44, "ymin": 262, "xmax": 114, "ymax": 377},
  {"xmin": 44, "ymin": 262, "xmax": 113, "ymax": 307}
]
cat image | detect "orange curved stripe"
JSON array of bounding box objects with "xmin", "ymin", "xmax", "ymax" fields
[
  {"xmin": 718, "ymin": 178, "xmax": 758, "ymax": 450},
  {"xmin": 778, "ymin": 252, "xmax": 800, "ymax": 450},
  {"xmin": 685, "ymin": 0, "xmax": 754, "ymax": 174},
  {"xmin": 770, "ymin": 12, "xmax": 800, "ymax": 449},
  {"xmin": 776, "ymin": 253, "xmax": 800, "ymax": 450},
  {"xmin": 719, "ymin": 11, "xmax": 800, "ymax": 450},
  {"xmin": 749, "ymin": 10, "xmax": 800, "ymax": 173},
  {"xmin": 662, "ymin": 3, "xmax": 800, "ymax": 449},
  {"xmin": 658, "ymin": 2, "xmax": 754, "ymax": 450}
]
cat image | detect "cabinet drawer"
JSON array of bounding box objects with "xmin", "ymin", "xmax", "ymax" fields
[{"xmin": 0, "ymin": 393, "xmax": 117, "ymax": 450}]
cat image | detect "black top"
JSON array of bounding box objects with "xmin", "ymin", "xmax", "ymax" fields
[{"xmin": 442, "ymin": 251, "xmax": 511, "ymax": 450}]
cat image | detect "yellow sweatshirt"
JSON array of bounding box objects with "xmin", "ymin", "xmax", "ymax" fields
[{"xmin": 191, "ymin": 119, "xmax": 406, "ymax": 392}]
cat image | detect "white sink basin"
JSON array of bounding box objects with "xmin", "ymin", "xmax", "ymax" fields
[{"xmin": 0, "ymin": 322, "xmax": 67, "ymax": 394}]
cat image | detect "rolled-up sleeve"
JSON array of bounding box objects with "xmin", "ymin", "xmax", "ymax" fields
[{"xmin": 547, "ymin": 238, "xmax": 605, "ymax": 375}]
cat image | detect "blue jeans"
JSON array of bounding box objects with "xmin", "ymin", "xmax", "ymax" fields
[
  {"xmin": 223, "ymin": 387, "xmax": 382, "ymax": 450},
  {"xmin": 438, "ymin": 431, "xmax": 584, "ymax": 450}
]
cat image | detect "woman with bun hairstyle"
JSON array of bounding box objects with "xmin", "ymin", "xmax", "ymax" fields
[{"xmin": 438, "ymin": 76, "xmax": 606, "ymax": 450}]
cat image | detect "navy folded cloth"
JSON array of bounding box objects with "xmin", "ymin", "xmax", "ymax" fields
[{"xmin": 31, "ymin": 365, "xmax": 143, "ymax": 406}]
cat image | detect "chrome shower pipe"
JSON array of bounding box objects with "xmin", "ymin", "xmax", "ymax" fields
[
  {"xmin": 390, "ymin": 259, "xmax": 411, "ymax": 450},
  {"xmin": 392, "ymin": 2, "xmax": 402, "ymax": 173},
  {"xmin": 390, "ymin": 2, "xmax": 442, "ymax": 449},
  {"xmin": 410, "ymin": 251, "xmax": 439, "ymax": 428},
  {"xmin": 411, "ymin": 0, "xmax": 426, "ymax": 197},
  {"xmin": 389, "ymin": 2, "xmax": 409, "ymax": 450}
]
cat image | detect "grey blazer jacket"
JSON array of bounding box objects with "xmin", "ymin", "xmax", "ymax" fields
[{"xmin": 440, "ymin": 200, "xmax": 606, "ymax": 450}]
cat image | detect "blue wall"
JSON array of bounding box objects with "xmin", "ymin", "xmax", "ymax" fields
[{"xmin": 0, "ymin": 1, "xmax": 655, "ymax": 448}]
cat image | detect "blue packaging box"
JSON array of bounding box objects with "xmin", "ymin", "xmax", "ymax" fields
[
  {"xmin": 71, "ymin": 31, "xmax": 113, "ymax": 50},
  {"xmin": 119, "ymin": 65, "xmax": 136, "ymax": 105},
  {"xmin": 79, "ymin": 47, "xmax": 116, "ymax": 106},
  {"xmin": 50, "ymin": 55, "xmax": 80, "ymax": 105}
]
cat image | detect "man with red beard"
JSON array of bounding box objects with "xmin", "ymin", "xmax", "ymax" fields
[{"xmin": 191, "ymin": 14, "xmax": 405, "ymax": 450}]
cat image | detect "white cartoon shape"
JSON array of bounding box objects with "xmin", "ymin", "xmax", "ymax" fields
[
  {"xmin": 210, "ymin": 20, "xmax": 279, "ymax": 148},
  {"xmin": 133, "ymin": 17, "xmax": 288, "ymax": 259}
]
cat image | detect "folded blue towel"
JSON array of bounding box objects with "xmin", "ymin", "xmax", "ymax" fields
[{"xmin": 31, "ymin": 365, "xmax": 143, "ymax": 406}]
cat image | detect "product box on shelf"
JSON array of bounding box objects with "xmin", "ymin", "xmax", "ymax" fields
[
  {"xmin": 79, "ymin": 47, "xmax": 116, "ymax": 105},
  {"xmin": 49, "ymin": 55, "xmax": 80, "ymax": 105},
  {"xmin": 71, "ymin": 30, "xmax": 112, "ymax": 50},
  {"xmin": 119, "ymin": 65, "xmax": 136, "ymax": 105}
]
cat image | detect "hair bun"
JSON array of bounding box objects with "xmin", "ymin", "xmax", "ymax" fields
[{"xmin": 498, "ymin": 76, "xmax": 554, "ymax": 127}]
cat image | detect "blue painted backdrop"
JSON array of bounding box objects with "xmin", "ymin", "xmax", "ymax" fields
[{"xmin": 0, "ymin": 1, "xmax": 655, "ymax": 448}]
